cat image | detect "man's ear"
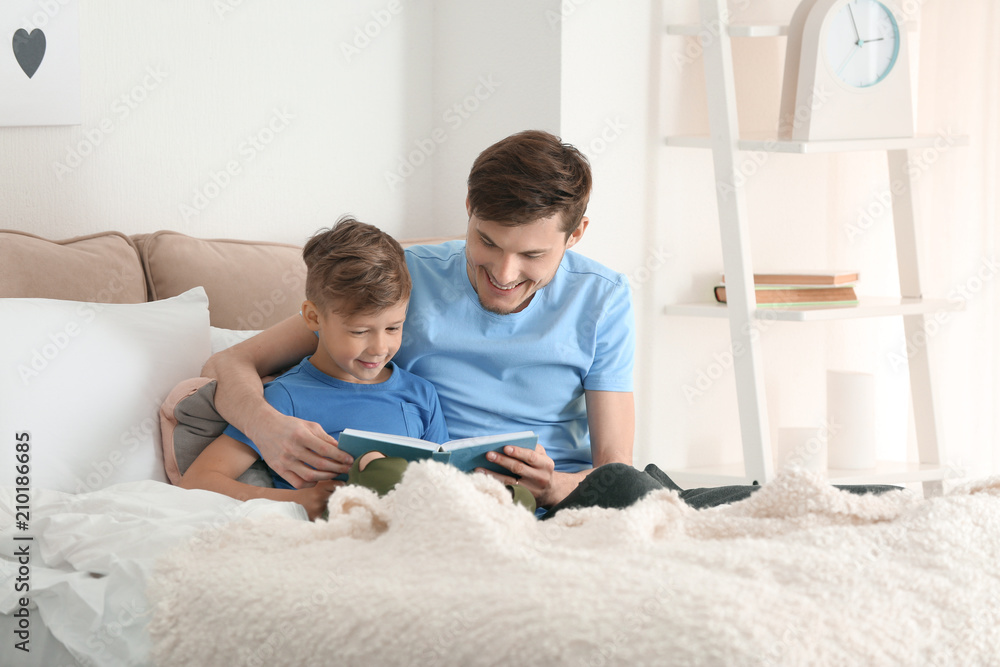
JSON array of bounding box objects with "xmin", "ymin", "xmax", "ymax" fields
[
  {"xmin": 465, "ymin": 193, "xmax": 472, "ymax": 218},
  {"xmin": 301, "ymin": 300, "xmax": 322, "ymax": 332},
  {"xmin": 565, "ymin": 216, "xmax": 589, "ymax": 249}
]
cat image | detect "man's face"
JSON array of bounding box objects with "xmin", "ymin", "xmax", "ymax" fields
[{"xmin": 464, "ymin": 210, "xmax": 587, "ymax": 315}]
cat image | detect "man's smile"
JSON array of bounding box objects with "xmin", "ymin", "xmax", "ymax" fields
[{"xmin": 486, "ymin": 270, "xmax": 526, "ymax": 292}]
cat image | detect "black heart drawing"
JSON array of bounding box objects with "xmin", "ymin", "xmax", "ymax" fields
[{"xmin": 13, "ymin": 28, "xmax": 46, "ymax": 79}]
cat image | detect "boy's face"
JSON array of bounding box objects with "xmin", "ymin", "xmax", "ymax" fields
[
  {"xmin": 464, "ymin": 208, "xmax": 587, "ymax": 315},
  {"xmin": 302, "ymin": 299, "xmax": 408, "ymax": 384}
]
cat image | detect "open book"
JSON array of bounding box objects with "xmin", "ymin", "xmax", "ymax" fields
[{"xmin": 337, "ymin": 429, "xmax": 538, "ymax": 476}]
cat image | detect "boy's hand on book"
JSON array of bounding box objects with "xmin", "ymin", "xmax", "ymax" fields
[
  {"xmin": 253, "ymin": 413, "xmax": 354, "ymax": 488},
  {"xmin": 294, "ymin": 480, "xmax": 342, "ymax": 521},
  {"xmin": 481, "ymin": 443, "xmax": 561, "ymax": 507}
]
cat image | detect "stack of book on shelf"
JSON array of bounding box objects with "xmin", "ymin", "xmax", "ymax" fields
[{"xmin": 715, "ymin": 271, "xmax": 860, "ymax": 307}]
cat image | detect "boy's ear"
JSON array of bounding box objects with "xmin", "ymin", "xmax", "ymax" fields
[{"xmin": 301, "ymin": 300, "xmax": 322, "ymax": 331}]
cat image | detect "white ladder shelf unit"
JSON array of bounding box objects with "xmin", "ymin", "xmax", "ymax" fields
[{"xmin": 662, "ymin": 0, "xmax": 966, "ymax": 496}]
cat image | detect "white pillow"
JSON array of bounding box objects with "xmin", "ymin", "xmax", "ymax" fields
[
  {"xmin": 0, "ymin": 287, "xmax": 211, "ymax": 493},
  {"xmin": 209, "ymin": 326, "xmax": 262, "ymax": 355}
]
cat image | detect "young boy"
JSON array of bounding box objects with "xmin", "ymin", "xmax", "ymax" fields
[{"xmin": 181, "ymin": 217, "xmax": 453, "ymax": 519}]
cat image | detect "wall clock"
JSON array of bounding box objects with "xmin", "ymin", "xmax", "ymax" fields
[{"xmin": 778, "ymin": 0, "xmax": 914, "ymax": 141}]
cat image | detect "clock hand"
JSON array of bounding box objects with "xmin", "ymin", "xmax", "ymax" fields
[
  {"xmin": 836, "ymin": 44, "xmax": 861, "ymax": 78},
  {"xmin": 847, "ymin": 4, "xmax": 862, "ymax": 42}
]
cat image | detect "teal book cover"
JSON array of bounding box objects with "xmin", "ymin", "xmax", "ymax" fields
[{"xmin": 337, "ymin": 429, "xmax": 538, "ymax": 476}]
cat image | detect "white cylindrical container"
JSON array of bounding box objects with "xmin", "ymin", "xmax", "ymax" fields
[{"xmin": 826, "ymin": 370, "xmax": 877, "ymax": 470}]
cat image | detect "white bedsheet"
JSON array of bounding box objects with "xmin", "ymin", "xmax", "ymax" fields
[{"xmin": 0, "ymin": 481, "xmax": 305, "ymax": 666}]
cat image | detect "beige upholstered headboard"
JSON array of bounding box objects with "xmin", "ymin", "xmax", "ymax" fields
[{"xmin": 0, "ymin": 229, "xmax": 458, "ymax": 330}]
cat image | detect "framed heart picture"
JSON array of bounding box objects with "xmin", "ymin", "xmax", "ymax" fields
[{"xmin": 1, "ymin": 0, "xmax": 80, "ymax": 126}]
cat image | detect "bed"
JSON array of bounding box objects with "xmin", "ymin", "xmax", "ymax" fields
[{"xmin": 2, "ymin": 228, "xmax": 1000, "ymax": 666}]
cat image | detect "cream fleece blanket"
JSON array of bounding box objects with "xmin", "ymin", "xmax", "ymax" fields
[{"xmin": 148, "ymin": 462, "xmax": 1000, "ymax": 666}]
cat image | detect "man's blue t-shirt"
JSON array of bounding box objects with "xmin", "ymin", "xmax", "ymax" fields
[
  {"xmin": 225, "ymin": 358, "xmax": 449, "ymax": 489},
  {"xmin": 395, "ymin": 240, "xmax": 635, "ymax": 473}
]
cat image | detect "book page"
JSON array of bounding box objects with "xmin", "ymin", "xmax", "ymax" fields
[
  {"xmin": 440, "ymin": 431, "xmax": 537, "ymax": 451},
  {"xmin": 338, "ymin": 429, "xmax": 439, "ymax": 451}
]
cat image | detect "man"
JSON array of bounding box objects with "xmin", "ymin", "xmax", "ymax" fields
[{"xmin": 204, "ymin": 129, "xmax": 639, "ymax": 513}]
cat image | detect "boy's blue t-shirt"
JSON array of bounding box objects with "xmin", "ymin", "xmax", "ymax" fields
[
  {"xmin": 395, "ymin": 240, "xmax": 635, "ymax": 473},
  {"xmin": 225, "ymin": 358, "xmax": 449, "ymax": 489}
]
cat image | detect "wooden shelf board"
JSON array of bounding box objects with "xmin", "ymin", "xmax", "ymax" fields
[
  {"xmin": 664, "ymin": 133, "xmax": 969, "ymax": 154},
  {"xmin": 664, "ymin": 297, "xmax": 963, "ymax": 321},
  {"xmin": 664, "ymin": 461, "xmax": 961, "ymax": 489},
  {"xmin": 666, "ymin": 24, "xmax": 788, "ymax": 37}
]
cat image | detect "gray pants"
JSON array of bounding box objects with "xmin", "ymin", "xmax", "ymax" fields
[{"xmin": 541, "ymin": 463, "xmax": 900, "ymax": 520}]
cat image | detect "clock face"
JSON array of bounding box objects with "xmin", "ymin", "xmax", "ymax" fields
[{"xmin": 824, "ymin": 0, "xmax": 900, "ymax": 88}]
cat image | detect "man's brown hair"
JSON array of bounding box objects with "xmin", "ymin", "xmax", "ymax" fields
[
  {"xmin": 303, "ymin": 216, "xmax": 411, "ymax": 316},
  {"xmin": 466, "ymin": 130, "xmax": 592, "ymax": 235}
]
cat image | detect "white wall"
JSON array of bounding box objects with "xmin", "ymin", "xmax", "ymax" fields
[
  {"xmin": 0, "ymin": 1, "xmax": 433, "ymax": 245},
  {"xmin": 0, "ymin": 0, "xmax": 566, "ymax": 246},
  {"xmin": 909, "ymin": 0, "xmax": 999, "ymax": 477},
  {"xmin": 429, "ymin": 0, "xmax": 562, "ymax": 233},
  {"xmin": 557, "ymin": 0, "xmax": 660, "ymax": 465}
]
